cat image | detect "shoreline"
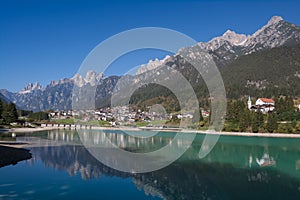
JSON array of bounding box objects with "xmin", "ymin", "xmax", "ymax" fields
[
  {"xmin": 0, "ymin": 127, "xmax": 60, "ymax": 133},
  {"xmin": 0, "ymin": 141, "xmax": 30, "ymax": 148},
  {"xmin": 1, "ymin": 126, "xmax": 300, "ymax": 138},
  {"xmin": 196, "ymin": 130, "xmax": 300, "ymax": 138}
]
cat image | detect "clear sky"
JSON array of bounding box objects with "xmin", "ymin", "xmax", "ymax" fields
[{"xmin": 1, "ymin": 0, "xmax": 300, "ymax": 92}]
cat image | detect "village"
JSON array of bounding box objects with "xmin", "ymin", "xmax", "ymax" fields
[
  {"xmin": 48, "ymin": 105, "xmax": 210, "ymax": 127},
  {"xmin": 44, "ymin": 96, "xmax": 300, "ymax": 129}
]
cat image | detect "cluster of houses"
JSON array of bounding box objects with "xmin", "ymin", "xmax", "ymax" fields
[
  {"xmin": 49, "ymin": 110, "xmax": 73, "ymax": 119},
  {"xmin": 48, "ymin": 105, "xmax": 210, "ymax": 125},
  {"xmin": 48, "ymin": 96, "xmax": 300, "ymax": 125},
  {"xmin": 93, "ymin": 106, "xmax": 209, "ymax": 125},
  {"xmin": 47, "ymin": 96, "xmax": 300, "ymax": 123}
]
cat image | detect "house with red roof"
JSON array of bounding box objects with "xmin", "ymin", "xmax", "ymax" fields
[
  {"xmin": 248, "ymin": 96, "xmax": 275, "ymax": 114},
  {"xmin": 256, "ymin": 98, "xmax": 275, "ymax": 106}
]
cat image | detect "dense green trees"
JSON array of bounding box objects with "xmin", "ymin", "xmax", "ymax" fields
[
  {"xmin": 28, "ymin": 111, "xmax": 49, "ymax": 121},
  {"xmin": 0, "ymin": 97, "xmax": 50, "ymax": 125},
  {"xmin": 238, "ymin": 108, "xmax": 251, "ymax": 132},
  {"xmin": 221, "ymin": 45, "xmax": 300, "ymax": 98},
  {"xmin": 1, "ymin": 103, "xmax": 18, "ymax": 124},
  {"xmin": 275, "ymin": 96, "xmax": 300, "ymax": 121},
  {"xmin": 0, "ymin": 98, "xmax": 50, "ymax": 125},
  {"xmin": 250, "ymin": 110, "xmax": 264, "ymax": 133},
  {"xmin": 266, "ymin": 113, "xmax": 278, "ymax": 133},
  {"xmin": 226, "ymin": 100, "xmax": 245, "ymax": 122},
  {"xmin": 276, "ymin": 96, "xmax": 295, "ymax": 113},
  {"xmin": 0, "ymin": 100, "xmax": 19, "ymax": 125},
  {"xmin": 224, "ymin": 98, "xmax": 299, "ymax": 133}
]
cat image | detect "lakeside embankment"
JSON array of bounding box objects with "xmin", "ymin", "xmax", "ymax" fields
[
  {"xmin": 1, "ymin": 124, "xmax": 300, "ymax": 138},
  {"xmin": 0, "ymin": 127, "xmax": 59, "ymax": 133}
]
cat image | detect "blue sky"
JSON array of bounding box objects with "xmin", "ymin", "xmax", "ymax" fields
[{"xmin": 1, "ymin": 0, "xmax": 300, "ymax": 92}]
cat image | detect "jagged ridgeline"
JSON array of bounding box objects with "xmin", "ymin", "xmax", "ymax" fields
[
  {"xmin": 1, "ymin": 16, "xmax": 300, "ymax": 111},
  {"xmin": 129, "ymin": 44, "xmax": 300, "ymax": 109}
]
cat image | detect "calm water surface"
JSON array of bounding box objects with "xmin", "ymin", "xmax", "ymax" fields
[{"xmin": 1, "ymin": 129, "xmax": 300, "ymax": 200}]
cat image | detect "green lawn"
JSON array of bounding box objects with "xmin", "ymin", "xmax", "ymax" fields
[{"xmin": 51, "ymin": 118, "xmax": 75, "ymax": 124}]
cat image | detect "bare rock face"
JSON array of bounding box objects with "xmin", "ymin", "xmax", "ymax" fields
[
  {"xmin": 197, "ymin": 16, "xmax": 300, "ymax": 66},
  {"xmin": 1, "ymin": 16, "xmax": 300, "ymax": 111}
]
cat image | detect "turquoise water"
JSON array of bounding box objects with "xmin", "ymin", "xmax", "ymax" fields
[{"xmin": 1, "ymin": 130, "xmax": 300, "ymax": 199}]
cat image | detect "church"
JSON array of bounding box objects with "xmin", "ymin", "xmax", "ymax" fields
[{"xmin": 248, "ymin": 96, "xmax": 275, "ymax": 114}]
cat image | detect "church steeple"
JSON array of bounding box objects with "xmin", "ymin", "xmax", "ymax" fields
[{"xmin": 247, "ymin": 96, "xmax": 252, "ymax": 110}]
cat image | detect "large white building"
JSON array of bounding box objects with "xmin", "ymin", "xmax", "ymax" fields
[{"xmin": 248, "ymin": 96, "xmax": 275, "ymax": 114}]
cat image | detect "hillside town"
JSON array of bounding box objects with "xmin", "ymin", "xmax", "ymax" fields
[{"xmin": 48, "ymin": 106, "xmax": 210, "ymax": 127}]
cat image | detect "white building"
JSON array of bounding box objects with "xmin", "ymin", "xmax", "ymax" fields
[
  {"xmin": 248, "ymin": 97, "xmax": 275, "ymax": 114},
  {"xmin": 255, "ymin": 98, "xmax": 275, "ymax": 107}
]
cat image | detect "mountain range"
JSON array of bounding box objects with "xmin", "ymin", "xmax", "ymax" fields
[{"xmin": 1, "ymin": 16, "xmax": 300, "ymax": 111}]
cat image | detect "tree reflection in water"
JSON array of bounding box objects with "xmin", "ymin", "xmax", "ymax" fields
[{"xmin": 0, "ymin": 145, "xmax": 32, "ymax": 168}]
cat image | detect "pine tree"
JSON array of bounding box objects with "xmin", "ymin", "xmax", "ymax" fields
[
  {"xmin": 227, "ymin": 100, "xmax": 245, "ymax": 123},
  {"xmin": 276, "ymin": 97, "xmax": 284, "ymax": 113},
  {"xmin": 251, "ymin": 112, "xmax": 259, "ymax": 133},
  {"xmin": 257, "ymin": 110, "xmax": 264, "ymax": 127},
  {"xmin": 250, "ymin": 110, "xmax": 264, "ymax": 133},
  {"xmin": 2, "ymin": 103, "xmax": 18, "ymax": 124},
  {"xmin": 266, "ymin": 113, "xmax": 278, "ymax": 133},
  {"xmin": 238, "ymin": 108, "xmax": 250, "ymax": 132},
  {"xmin": 286, "ymin": 96, "xmax": 295, "ymax": 112},
  {"xmin": 28, "ymin": 111, "xmax": 49, "ymax": 121}
]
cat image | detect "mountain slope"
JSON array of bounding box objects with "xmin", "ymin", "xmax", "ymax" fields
[
  {"xmin": 0, "ymin": 72, "xmax": 116, "ymax": 111},
  {"xmin": 134, "ymin": 16, "xmax": 300, "ymax": 74},
  {"xmin": 198, "ymin": 16, "xmax": 300, "ymax": 67},
  {"xmin": 221, "ymin": 44, "xmax": 300, "ymax": 98},
  {"xmin": 1, "ymin": 16, "xmax": 300, "ymax": 111},
  {"xmin": 0, "ymin": 92, "xmax": 11, "ymax": 104}
]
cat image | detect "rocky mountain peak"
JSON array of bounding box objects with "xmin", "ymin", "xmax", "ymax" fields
[
  {"xmin": 244, "ymin": 15, "xmax": 300, "ymax": 54},
  {"xmin": 84, "ymin": 70, "xmax": 104, "ymax": 86},
  {"xmin": 19, "ymin": 82, "xmax": 44, "ymax": 94},
  {"xmin": 136, "ymin": 55, "xmax": 171, "ymax": 75},
  {"xmin": 71, "ymin": 70, "xmax": 104, "ymax": 87},
  {"xmin": 250, "ymin": 16, "xmax": 285, "ymax": 39},
  {"xmin": 195, "ymin": 15, "xmax": 300, "ymax": 66},
  {"xmin": 3, "ymin": 16, "xmax": 300, "ymax": 112},
  {"xmin": 221, "ymin": 30, "xmax": 248, "ymax": 46},
  {"xmin": 267, "ymin": 16, "xmax": 284, "ymax": 26},
  {"xmin": 71, "ymin": 74, "xmax": 85, "ymax": 87}
]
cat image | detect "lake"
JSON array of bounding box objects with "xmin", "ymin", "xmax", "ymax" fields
[{"xmin": 1, "ymin": 129, "xmax": 300, "ymax": 200}]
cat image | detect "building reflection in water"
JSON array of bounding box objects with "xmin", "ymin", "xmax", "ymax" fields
[{"xmin": 20, "ymin": 130, "xmax": 300, "ymax": 200}]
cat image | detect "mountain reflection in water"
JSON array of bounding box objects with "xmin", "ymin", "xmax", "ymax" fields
[{"xmin": 6, "ymin": 130, "xmax": 300, "ymax": 199}]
